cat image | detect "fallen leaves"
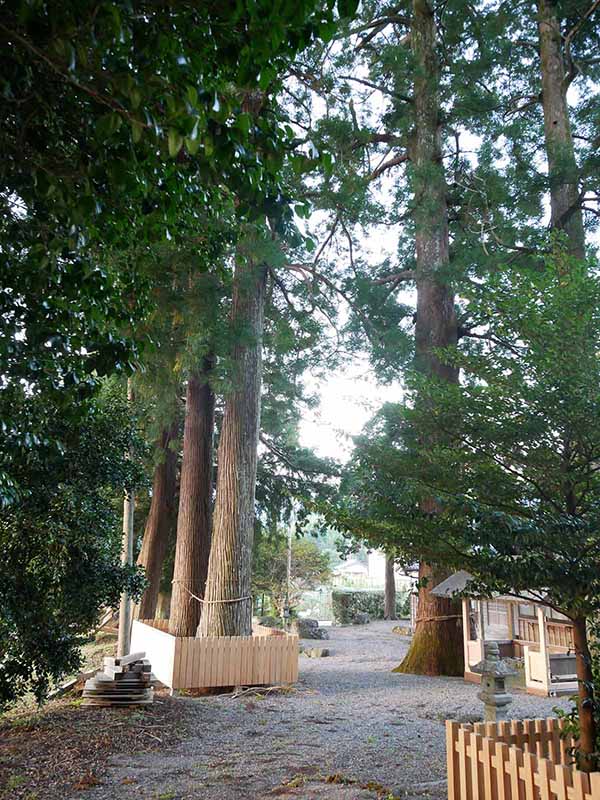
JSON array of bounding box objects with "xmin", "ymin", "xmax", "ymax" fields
[
  {"xmin": 0, "ymin": 690, "xmax": 189, "ymax": 800},
  {"xmin": 73, "ymin": 771, "xmax": 101, "ymax": 790}
]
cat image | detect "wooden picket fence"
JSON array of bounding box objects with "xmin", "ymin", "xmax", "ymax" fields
[
  {"xmin": 446, "ymin": 718, "xmax": 600, "ymax": 800},
  {"xmin": 130, "ymin": 619, "xmax": 299, "ymax": 690}
]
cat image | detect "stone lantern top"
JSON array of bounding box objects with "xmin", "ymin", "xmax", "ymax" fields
[{"xmin": 472, "ymin": 640, "xmax": 516, "ymax": 677}]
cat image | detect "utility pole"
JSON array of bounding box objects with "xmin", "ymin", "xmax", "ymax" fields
[
  {"xmin": 117, "ymin": 378, "xmax": 135, "ymax": 658},
  {"xmin": 284, "ymin": 508, "xmax": 295, "ymax": 630}
]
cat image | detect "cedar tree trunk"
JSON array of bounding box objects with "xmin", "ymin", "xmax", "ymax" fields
[
  {"xmin": 538, "ymin": 0, "xmax": 586, "ymax": 260},
  {"xmin": 169, "ymin": 363, "xmax": 215, "ymax": 637},
  {"xmin": 197, "ymin": 258, "xmax": 267, "ymax": 637},
  {"xmin": 395, "ymin": 0, "xmax": 463, "ymax": 677},
  {"xmin": 384, "ymin": 555, "xmax": 397, "ymax": 620},
  {"xmin": 136, "ymin": 420, "xmax": 179, "ymax": 620}
]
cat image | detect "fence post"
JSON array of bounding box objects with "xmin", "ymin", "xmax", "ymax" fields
[
  {"xmin": 495, "ymin": 741, "xmax": 510, "ymax": 800},
  {"xmin": 590, "ymin": 771, "xmax": 600, "ymax": 800},
  {"xmin": 507, "ymin": 745, "xmax": 524, "ymax": 800},
  {"xmin": 446, "ymin": 722, "xmax": 461, "ymax": 800},
  {"xmin": 522, "ymin": 750, "xmax": 536, "ymax": 800},
  {"xmin": 553, "ymin": 763, "xmax": 569, "ymax": 800},
  {"xmin": 481, "ymin": 734, "xmax": 494, "ymax": 800},
  {"xmin": 537, "ymin": 755, "xmax": 552, "ymax": 800},
  {"xmin": 458, "ymin": 726, "xmax": 471, "ymax": 800},
  {"xmin": 470, "ymin": 731, "xmax": 483, "ymax": 800}
]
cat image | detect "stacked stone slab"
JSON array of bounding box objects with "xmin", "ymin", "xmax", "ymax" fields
[{"xmin": 82, "ymin": 651, "xmax": 154, "ymax": 706}]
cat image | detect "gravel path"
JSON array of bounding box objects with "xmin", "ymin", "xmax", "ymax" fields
[{"xmin": 84, "ymin": 622, "xmax": 569, "ymax": 800}]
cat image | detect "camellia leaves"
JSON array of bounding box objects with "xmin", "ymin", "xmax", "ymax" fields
[
  {"xmin": 337, "ymin": 0, "xmax": 360, "ymax": 18},
  {"xmin": 167, "ymin": 129, "xmax": 184, "ymax": 158}
]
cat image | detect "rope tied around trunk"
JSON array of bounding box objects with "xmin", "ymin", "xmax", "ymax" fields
[
  {"xmin": 415, "ymin": 614, "xmax": 462, "ymax": 624},
  {"xmin": 172, "ymin": 581, "xmax": 252, "ymax": 605}
]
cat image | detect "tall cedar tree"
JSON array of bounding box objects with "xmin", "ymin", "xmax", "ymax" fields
[
  {"xmin": 290, "ymin": 0, "xmax": 598, "ymax": 676},
  {"xmin": 393, "ymin": 0, "xmax": 463, "ymax": 676},
  {"xmin": 136, "ymin": 419, "xmax": 179, "ymax": 620},
  {"xmin": 170, "ymin": 363, "xmax": 216, "ymax": 636},
  {"xmin": 197, "ymin": 245, "xmax": 268, "ymax": 637},
  {"xmin": 132, "ymin": 230, "xmax": 230, "ymax": 629}
]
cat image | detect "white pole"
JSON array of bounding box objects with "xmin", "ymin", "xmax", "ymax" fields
[
  {"xmin": 284, "ymin": 509, "xmax": 295, "ymax": 629},
  {"xmin": 117, "ymin": 378, "xmax": 135, "ymax": 658}
]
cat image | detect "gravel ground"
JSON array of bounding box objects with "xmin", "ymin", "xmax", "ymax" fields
[{"xmin": 82, "ymin": 621, "xmax": 570, "ymax": 800}]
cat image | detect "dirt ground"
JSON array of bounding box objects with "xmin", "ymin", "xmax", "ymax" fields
[{"xmin": 0, "ymin": 622, "xmax": 569, "ymax": 800}]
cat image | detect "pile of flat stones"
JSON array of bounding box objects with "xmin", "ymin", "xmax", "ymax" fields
[{"xmin": 82, "ymin": 651, "xmax": 153, "ymax": 707}]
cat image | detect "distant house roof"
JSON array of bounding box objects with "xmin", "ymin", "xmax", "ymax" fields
[
  {"xmin": 333, "ymin": 558, "xmax": 368, "ymax": 575},
  {"xmin": 431, "ymin": 571, "xmax": 546, "ymax": 604}
]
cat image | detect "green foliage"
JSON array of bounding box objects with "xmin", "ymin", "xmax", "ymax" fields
[
  {"xmin": 252, "ymin": 534, "xmax": 332, "ymax": 614},
  {"xmin": 556, "ymin": 618, "xmax": 600, "ymax": 769},
  {"xmin": 338, "ymin": 251, "xmax": 600, "ymax": 619},
  {"xmin": 331, "ymin": 589, "xmax": 409, "ymax": 625},
  {"xmin": 0, "ymin": 0, "xmax": 346, "ymax": 504},
  {"xmin": 0, "ymin": 381, "xmax": 147, "ymax": 706}
]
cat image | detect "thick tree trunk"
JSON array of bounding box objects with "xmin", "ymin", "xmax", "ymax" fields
[
  {"xmin": 538, "ymin": 0, "xmax": 586, "ymax": 260},
  {"xmin": 384, "ymin": 555, "xmax": 397, "ymax": 620},
  {"xmin": 396, "ymin": 0, "xmax": 463, "ymax": 677},
  {"xmin": 169, "ymin": 363, "xmax": 215, "ymax": 637},
  {"xmin": 572, "ymin": 616, "xmax": 597, "ymax": 772},
  {"xmin": 197, "ymin": 257, "xmax": 267, "ymax": 637},
  {"xmin": 394, "ymin": 563, "xmax": 463, "ymax": 675},
  {"xmin": 135, "ymin": 420, "xmax": 179, "ymax": 620}
]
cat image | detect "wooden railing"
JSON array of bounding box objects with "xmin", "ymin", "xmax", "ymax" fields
[
  {"xmin": 518, "ymin": 619, "xmax": 574, "ymax": 649},
  {"xmin": 519, "ymin": 618, "xmax": 540, "ymax": 643},
  {"xmin": 548, "ymin": 622, "xmax": 574, "ymax": 649},
  {"xmin": 447, "ymin": 718, "xmax": 600, "ymax": 800}
]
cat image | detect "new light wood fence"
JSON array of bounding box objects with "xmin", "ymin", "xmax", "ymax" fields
[
  {"xmin": 131, "ymin": 619, "xmax": 298, "ymax": 690},
  {"xmin": 447, "ymin": 718, "xmax": 600, "ymax": 800}
]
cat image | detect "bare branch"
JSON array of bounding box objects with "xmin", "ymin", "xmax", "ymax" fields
[
  {"xmin": 270, "ymin": 269, "xmax": 299, "ymax": 314},
  {"xmin": 352, "ymin": 132, "xmax": 404, "ymax": 150},
  {"xmin": 373, "ymin": 270, "xmax": 416, "ymax": 285},
  {"xmin": 338, "ymin": 75, "xmax": 412, "ymax": 104},
  {"xmin": 564, "ymin": 0, "xmax": 600, "ymax": 87},
  {"xmin": 368, "ymin": 152, "xmax": 409, "ymax": 181}
]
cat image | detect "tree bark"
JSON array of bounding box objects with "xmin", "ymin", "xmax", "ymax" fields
[
  {"xmin": 537, "ymin": 0, "xmax": 586, "ymax": 260},
  {"xmin": 395, "ymin": 0, "xmax": 463, "ymax": 677},
  {"xmin": 169, "ymin": 362, "xmax": 215, "ymax": 637},
  {"xmin": 384, "ymin": 554, "xmax": 397, "ymax": 620},
  {"xmin": 197, "ymin": 256, "xmax": 267, "ymax": 637},
  {"xmin": 136, "ymin": 420, "xmax": 179, "ymax": 620},
  {"xmin": 572, "ymin": 616, "xmax": 596, "ymax": 771}
]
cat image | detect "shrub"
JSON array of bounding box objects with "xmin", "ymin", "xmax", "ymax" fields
[
  {"xmin": 0, "ymin": 383, "xmax": 147, "ymax": 706},
  {"xmin": 331, "ymin": 589, "xmax": 410, "ymax": 624}
]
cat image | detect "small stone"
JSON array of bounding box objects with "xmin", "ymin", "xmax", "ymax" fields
[
  {"xmin": 392, "ymin": 624, "xmax": 412, "ymax": 636},
  {"xmin": 305, "ymin": 648, "xmax": 330, "ymax": 658}
]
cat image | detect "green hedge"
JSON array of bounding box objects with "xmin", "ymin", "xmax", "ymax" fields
[{"xmin": 331, "ymin": 589, "xmax": 410, "ymax": 624}]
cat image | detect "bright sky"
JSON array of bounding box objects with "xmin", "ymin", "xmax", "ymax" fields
[{"xmin": 299, "ymin": 359, "xmax": 402, "ymax": 461}]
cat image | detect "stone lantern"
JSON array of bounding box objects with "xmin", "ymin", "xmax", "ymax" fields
[{"xmin": 472, "ymin": 640, "xmax": 516, "ymax": 722}]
